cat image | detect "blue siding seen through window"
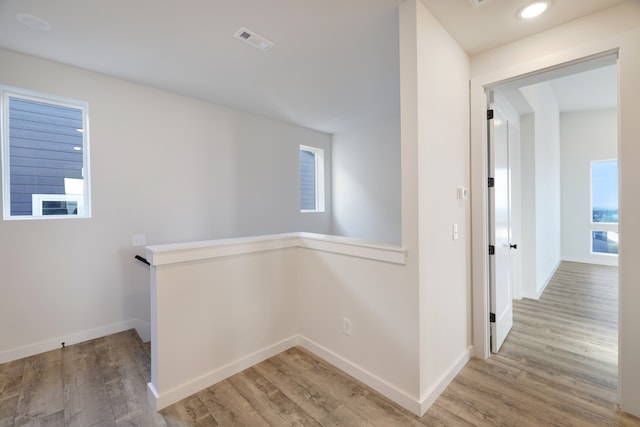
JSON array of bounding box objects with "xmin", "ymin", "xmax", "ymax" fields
[
  {"xmin": 8, "ymin": 97, "xmax": 84, "ymax": 216},
  {"xmin": 300, "ymin": 149, "xmax": 316, "ymax": 210}
]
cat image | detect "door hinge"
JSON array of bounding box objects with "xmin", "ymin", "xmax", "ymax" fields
[
  {"xmin": 487, "ymin": 109, "xmax": 494, "ymax": 120},
  {"xmin": 489, "ymin": 245, "xmax": 495, "ymax": 255},
  {"xmin": 488, "ymin": 177, "xmax": 494, "ymax": 187},
  {"xmin": 490, "ymin": 312, "xmax": 496, "ymax": 323}
]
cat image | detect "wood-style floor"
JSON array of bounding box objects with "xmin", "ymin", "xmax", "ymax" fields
[{"xmin": 1, "ymin": 261, "xmax": 639, "ymax": 426}]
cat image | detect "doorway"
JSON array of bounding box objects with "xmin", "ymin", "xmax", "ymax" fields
[{"xmin": 478, "ymin": 51, "xmax": 619, "ymax": 356}]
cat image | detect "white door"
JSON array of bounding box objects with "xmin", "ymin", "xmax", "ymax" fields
[{"xmin": 488, "ymin": 92, "xmax": 513, "ymax": 353}]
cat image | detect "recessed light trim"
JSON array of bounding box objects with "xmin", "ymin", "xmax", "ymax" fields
[
  {"xmin": 518, "ymin": 1, "xmax": 550, "ymax": 19},
  {"xmin": 16, "ymin": 13, "xmax": 52, "ymax": 31}
]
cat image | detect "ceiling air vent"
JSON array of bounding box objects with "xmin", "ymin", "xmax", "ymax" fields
[
  {"xmin": 468, "ymin": 0, "xmax": 491, "ymax": 8},
  {"xmin": 233, "ymin": 27, "xmax": 274, "ymax": 52}
]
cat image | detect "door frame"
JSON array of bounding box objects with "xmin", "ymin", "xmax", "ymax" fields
[{"xmin": 470, "ymin": 48, "xmax": 619, "ymax": 360}]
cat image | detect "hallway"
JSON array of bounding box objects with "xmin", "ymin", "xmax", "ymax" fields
[{"xmin": 436, "ymin": 261, "xmax": 638, "ymax": 425}]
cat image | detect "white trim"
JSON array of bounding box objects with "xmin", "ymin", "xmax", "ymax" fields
[
  {"xmin": 562, "ymin": 256, "xmax": 618, "ymax": 267},
  {"xmin": 0, "ymin": 319, "xmax": 145, "ymax": 364},
  {"xmin": 31, "ymin": 193, "xmax": 85, "ymax": 216},
  {"xmin": 132, "ymin": 319, "xmax": 151, "ymax": 343},
  {"xmin": 298, "ymin": 336, "xmax": 423, "ymax": 416},
  {"xmin": 146, "ymin": 233, "xmax": 300, "ymax": 265},
  {"xmin": 527, "ymin": 259, "xmax": 560, "ymax": 300},
  {"xmin": 0, "ymin": 85, "xmax": 91, "ymax": 220},
  {"xmin": 146, "ymin": 334, "xmax": 466, "ymax": 416},
  {"xmin": 299, "ymin": 144, "xmax": 325, "ymax": 213},
  {"xmin": 147, "ymin": 335, "xmax": 300, "ymax": 411},
  {"xmin": 471, "ymin": 46, "xmax": 620, "ymax": 360},
  {"xmin": 146, "ymin": 232, "xmax": 407, "ymax": 266},
  {"xmin": 418, "ymin": 346, "xmax": 472, "ymax": 416}
]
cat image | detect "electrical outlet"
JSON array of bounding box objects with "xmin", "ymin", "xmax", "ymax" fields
[
  {"xmin": 343, "ymin": 317, "xmax": 352, "ymax": 336},
  {"xmin": 132, "ymin": 234, "xmax": 146, "ymax": 247}
]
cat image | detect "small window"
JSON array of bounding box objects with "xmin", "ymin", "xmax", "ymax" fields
[
  {"xmin": 299, "ymin": 145, "xmax": 325, "ymax": 212},
  {"xmin": 1, "ymin": 87, "xmax": 90, "ymax": 219}
]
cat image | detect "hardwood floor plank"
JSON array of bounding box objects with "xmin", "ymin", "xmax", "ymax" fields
[
  {"xmin": 13, "ymin": 349, "xmax": 63, "ymax": 425},
  {"xmin": 97, "ymin": 332, "xmax": 154, "ymax": 424},
  {"xmin": 444, "ymin": 369, "xmax": 550, "ymax": 426},
  {"xmin": 62, "ymin": 340, "xmax": 115, "ymax": 427},
  {"xmin": 227, "ymin": 367, "xmax": 322, "ymax": 426},
  {"xmin": 252, "ymin": 356, "xmax": 341, "ymax": 422},
  {"xmin": 1, "ymin": 262, "xmax": 639, "ymax": 426},
  {"xmin": 462, "ymin": 358, "xmax": 615, "ymax": 426},
  {"xmin": 276, "ymin": 348, "xmax": 424, "ymax": 427},
  {"xmin": 161, "ymin": 394, "xmax": 218, "ymax": 427},
  {"xmin": 421, "ymin": 400, "xmax": 477, "ymax": 427},
  {"xmin": 0, "ymin": 359, "xmax": 25, "ymax": 402},
  {"xmin": 0, "ymin": 395, "xmax": 19, "ymax": 427},
  {"xmin": 320, "ymin": 405, "xmax": 376, "ymax": 426},
  {"xmin": 196, "ymin": 380, "xmax": 270, "ymax": 427},
  {"xmin": 115, "ymin": 410, "xmax": 168, "ymax": 427}
]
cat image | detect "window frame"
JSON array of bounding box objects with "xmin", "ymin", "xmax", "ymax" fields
[
  {"xmin": 1, "ymin": 86, "xmax": 91, "ymax": 220},
  {"xmin": 299, "ymin": 144, "xmax": 325, "ymax": 213}
]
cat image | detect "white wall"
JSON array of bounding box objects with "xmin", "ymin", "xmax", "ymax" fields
[
  {"xmin": 331, "ymin": 117, "xmax": 401, "ymax": 244},
  {"xmin": 150, "ymin": 243, "xmax": 299, "ymax": 408},
  {"xmin": 146, "ymin": 234, "xmax": 417, "ymax": 412},
  {"xmin": 413, "ymin": 0, "xmax": 472, "ymax": 408},
  {"xmin": 520, "ymin": 114, "xmax": 537, "ymax": 297},
  {"xmin": 296, "ymin": 241, "xmax": 418, "ymax": 409},
  {"xmin": 561, "ymin": 109, "xmax": 618, "ymax": 265},
  {"xmin": 0, "ymin": 47, "xmax": 332, "ymax": 363},
  {"xmin": 469, "ymin": 0, "xmax": 640, "ymax": 415},
  {"xmin": 520, "ymin": 82, "xmax": 562, "ymax": 297}
]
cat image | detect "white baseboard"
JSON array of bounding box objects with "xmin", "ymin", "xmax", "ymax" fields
[
  {"xmin": 0, "ymin": 319, "xmax": 143, "ymax": 364},
  {"xmin": 562, "ymin": 256, "xmax": 618, "ymax": 267},
  {"xmin": 148, "ymin": 334, "xmax": 470, "ymax": 417},
  {"xmin": 298, "ymin": 336, "xmax": 424, "ymax": 416},
  {"xmin": 525, "ymin": 260, "xmax": 561, "ymax": 300},
  {"xmin": 148, "ymin": 335, "xmax": 300, "ymax": 411},
  {"xmin": 132, "ymin": 319, "xmax": 151, "ymax": 343},
  {"xmin": 418, "ymin": 346, "xmax": 471, "ymax": 416},
  {"xmin": 4, "ymin": 326, "xmax": 471, "ymax": 419}
]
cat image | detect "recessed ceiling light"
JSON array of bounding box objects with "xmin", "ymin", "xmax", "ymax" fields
[
  {"xmin": 518, "ymin": 1, "xmax": 550, "ymax": 19},
  {"xmin": 16, "ymin": 13, "xmax": 51, "ymax": 31}
]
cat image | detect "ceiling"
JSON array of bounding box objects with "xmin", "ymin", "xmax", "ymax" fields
[
  {"xmin": 0, "ymin": 0, "xmax": 626, "ymax": 134},
  {"xmin": 420, "ymin": 0, "xmax": 627, "ymax": 56},
  {"xmin": 496, "ymin": 59, "xmax": 618, "ymax": 116}
]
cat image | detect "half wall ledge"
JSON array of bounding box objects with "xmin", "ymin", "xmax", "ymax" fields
[{"xmin": 145, "ymin": 232, "xmax": 407, "ymax": 266}]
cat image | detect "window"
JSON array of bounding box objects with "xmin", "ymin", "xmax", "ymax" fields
[
  {"xmin": 591, "ymin": 160, "xmax": 618, "ymax": 224},
  {"xmin": 1, "ymin": 87, "xmax": 90, "ymax": 219},
  {"xmin": 299, "ymin": 145, "xmax": 324, "ymax": 212},
  {"xmin": 590, "ymin": 160, "xmax": 618, "ymax": 255},
  {"xmin": 592, "ymin": 231, "xmax": 618, "ymax": 255}
]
